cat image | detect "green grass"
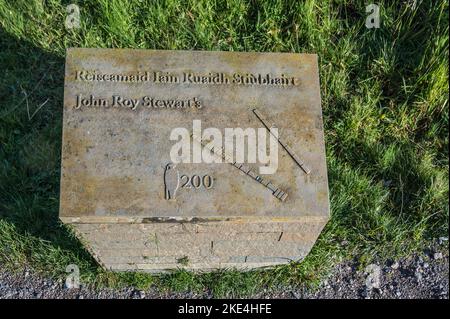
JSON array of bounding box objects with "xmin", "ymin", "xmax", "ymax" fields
[{"xmin": 0, "ymin": 0, "xmax": 448, "ymax": 297}]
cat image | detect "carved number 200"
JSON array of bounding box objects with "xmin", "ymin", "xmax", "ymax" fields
[{"xmin": 180, "ymin": 175, "xmax": 213, "ymax": 189}]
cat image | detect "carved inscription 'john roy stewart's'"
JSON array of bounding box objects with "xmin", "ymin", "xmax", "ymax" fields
[
  {"xmin": 60, "ymin": 49, "xmax": 329, "ymax": 272},
  {"xmin": 74, "ymin": 94, "xmax": 203, "ymax": 110}
]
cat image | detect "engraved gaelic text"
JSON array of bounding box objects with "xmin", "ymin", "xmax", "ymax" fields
[{"xmin": 75, "ymin": 70, "xmax": 299, "ymax": 87}]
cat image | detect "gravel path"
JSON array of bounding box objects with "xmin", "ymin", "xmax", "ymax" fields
[{"xmin": 1, "ymin": 245, "xmax": 448, "ymax": 299}]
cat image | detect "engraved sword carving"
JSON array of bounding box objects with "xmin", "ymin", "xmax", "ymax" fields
[
  {"xmin": 191, "ymin": 133, "xmax": 288, "ymax": 202},
  {"xmin": 253, "ymin": 108, "xmax": 311, "ymax": 175}
]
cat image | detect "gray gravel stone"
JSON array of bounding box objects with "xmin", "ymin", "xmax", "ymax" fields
[
  {"xmin": 434, "ymin": 252, "xmax": 443, "ymax": 260},
  {"xmin": 0, "ymin": 247, "xmax": 447, "ymax": 299}
]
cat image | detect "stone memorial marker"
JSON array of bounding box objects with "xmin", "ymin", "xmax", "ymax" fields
[{"xmin": 60, "ymin": 48, "xmax": 330, "ymax": 272}]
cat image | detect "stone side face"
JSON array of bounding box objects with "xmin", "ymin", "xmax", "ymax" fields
[{"xmin": 73, "ymin": 219, "xmax": 327, "ymax": 272}]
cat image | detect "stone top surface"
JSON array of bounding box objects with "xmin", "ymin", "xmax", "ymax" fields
[{"xmin": 60, "ymin": 48, "xmax": 329, "ymax": 222}]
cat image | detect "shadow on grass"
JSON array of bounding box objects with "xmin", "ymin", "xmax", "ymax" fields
[{"xmin": 0, "ymin": 29, "xmax": 98, "ymax": 270}]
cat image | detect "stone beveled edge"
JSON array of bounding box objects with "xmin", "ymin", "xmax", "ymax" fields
[{"xmin": 59, "ymin": 215, "xmax": 329, "ymax": 224}]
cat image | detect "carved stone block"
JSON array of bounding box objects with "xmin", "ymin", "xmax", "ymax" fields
[{"xmin": 60, "ymin": 49, "xmax": 329, "ymax": 272}]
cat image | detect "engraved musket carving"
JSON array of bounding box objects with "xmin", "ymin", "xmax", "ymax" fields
[
  {"xmin": 253, "ymin": 108, "xmax": 311, "ymax": 175},
  {"xmin": 191, "ymin": 133, "xmax": 288, "ymax": 202}
]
